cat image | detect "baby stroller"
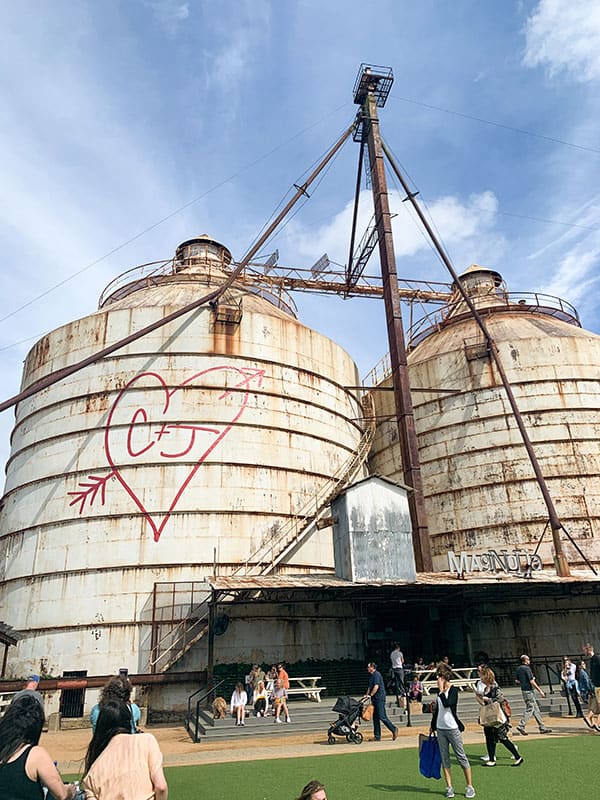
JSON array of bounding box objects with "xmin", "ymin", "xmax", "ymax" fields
[{"xmin": 327, "ymin": 696, "xmax": 366, "ymax": 744}]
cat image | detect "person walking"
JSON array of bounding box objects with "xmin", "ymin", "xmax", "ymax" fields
[
  {"xmin": 365, "ymin": 662, "xmax": 398, "ymax": 742},
  {"xmin": 474, "ymin": 666, "xmax": 523, "ymax": 767},
  {"xmin": 583, "ymin": 642, "xmax": 600, "ymax": 730},
  {"xmin": 431, "ymin": 663, "xmax": 475, "ymax": 799},
  {"xmin": 390, "ymin": 643, "xmax": 405, "ymax": 707},
  {"xmin": 514, "ymin": 654, "xmax": 552, "ymax": 735},
  {"xmin": 560, "ymin": 657, "xmax": 583, "ymax": 718}
]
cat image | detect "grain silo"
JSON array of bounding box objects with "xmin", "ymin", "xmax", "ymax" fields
[
  {"xmin": 0, "ymin": 236, "xmax": 368, "ymax": 688},
  {"xmin": 368, "ymin": 264, "xmax": 600, "ymax": 572}
]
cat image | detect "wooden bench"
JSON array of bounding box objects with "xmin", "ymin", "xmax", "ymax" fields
[
  {"xmin": 419, "ymin": 667, "xmax": 478, "ymax": 695},
  {"xmin": 286, "ymin": 676, "xmax": 326, "ymax": 702},
  {"xmin": 0, "ymin": 692, "xmax": 15, "ymax": 716}
]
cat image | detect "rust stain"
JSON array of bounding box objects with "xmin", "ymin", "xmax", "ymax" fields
[{"xmin": 28, "ymin": 335, "xmax": 51, "ymax": 372}]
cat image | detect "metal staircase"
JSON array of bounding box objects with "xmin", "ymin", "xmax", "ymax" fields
[
  {"xmin": 233, "ymin": 391, "xmax": 376, "ymax": 576},
  {"xmin": 146, "ymin": 391, "xmax": 375, "ymax": 673}
]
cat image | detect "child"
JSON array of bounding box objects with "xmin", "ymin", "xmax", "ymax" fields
[{"xmin": 408, "ymin": 676, "xmax": 424, "ymax": 702}]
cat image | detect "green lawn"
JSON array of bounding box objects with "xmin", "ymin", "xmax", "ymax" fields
[{"xmin": 163, "ymin": 735, "xmax": 596, "ymax": 799}]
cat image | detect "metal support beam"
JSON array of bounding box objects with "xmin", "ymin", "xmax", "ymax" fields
[
  {"xmin": 0, "ymin": 122, "xmax": 356, "ymax": 415},
  {"xmin": 382, "ymin": 139, "xmax": 572, "ymax": 578},
  {"xmin": 360, "ymin": 85, "xmax": 432, "ymax": 572}
]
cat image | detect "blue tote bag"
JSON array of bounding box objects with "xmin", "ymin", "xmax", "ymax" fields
[{"xmin": 419, "ymin": 732, "xmax": 442, "ymax": 779}]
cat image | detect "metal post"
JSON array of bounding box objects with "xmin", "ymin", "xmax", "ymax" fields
[
  {"xmin": 0, "ymin": 123, "xmax": 355, "ymax": 416},
  {"xmin": 382, "ymin": 140, "xmax": 571, "ymax": 578},
  {"xmin": 361, "ymin": 87, "xmax": 432, "ymax": 572},
  {"xmin": 207, "ymin": 588, "xmax": 216, "ymax": 693}
]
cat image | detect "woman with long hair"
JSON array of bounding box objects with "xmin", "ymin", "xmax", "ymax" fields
[
  {"xmin": 230, "ymin": 682, "xmax": 248, "ymax": 726},
  {"xmin": 474, "ymin": 666, "xmax": 523, "ymax": 767},
  {"xmin": 252, "ymin": 680, "xmax": 269, "ymax": 717},
  {"xmin": 271, "ymin": 678, "xmax": 291, "ymax": 724},
  {"xmin": 294, "ymin": 780, "xmax": 327, "ymax": 800},
  {"xmin": 430, "ymin": 663, "xmax": 475, "ymax": 799},
  {"xmin": 83, "ymin": 700, "xmax": 167, "ymax": 800},
  {"xmin": 90, "ymin": 675, "xmax": 141, "ymax": 733},
  {"xmin": 0, "ymin": 694, "xmax": 76, "ymax": 800}
]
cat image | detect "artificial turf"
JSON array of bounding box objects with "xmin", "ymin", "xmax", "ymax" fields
[{"xmin": 162, "ymin": 734, "xmax": 596, "ymax": 798}]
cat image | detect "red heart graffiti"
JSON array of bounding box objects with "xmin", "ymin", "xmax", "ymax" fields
[{"xmin": 104, "ymin": 365, "xmax": 264, "ymax": 541}]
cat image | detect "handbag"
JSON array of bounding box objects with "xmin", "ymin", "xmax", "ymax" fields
[
  {"xmin": 418, "ymin": 732, "xmax": 442, "ymax": 780},
  {"xmin": 361, "ymin": 701, "xmax": 374, "ymax": 721},
  {"xmin": 479, "ymin": 700, "xmax": 506, "ymax": 727}
]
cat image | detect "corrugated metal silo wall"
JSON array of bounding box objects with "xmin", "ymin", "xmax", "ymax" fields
[
  {"xmin": 369, "ymin": 312, "xmax": 600, "ymax": 571},
  {"xmin": 0, "ymin": 298, "xmax": 363, "ymax": 680}
]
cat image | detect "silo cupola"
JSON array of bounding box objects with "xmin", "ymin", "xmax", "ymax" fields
[{"xmin": 174, "ymin": 234, "xmax": 232, "ymax": 272}]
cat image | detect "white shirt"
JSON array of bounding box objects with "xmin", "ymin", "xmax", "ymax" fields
[
  {"xmin": 391, "ymin": 649, "xmax": 404, "ymax": 669},
  {"xmin": 230, "ymin": 689, "xmax": 247, "ymax": 712},
  {"xmin": 436, "ymin": 692, "xmax": 458, "ymax": 730}
]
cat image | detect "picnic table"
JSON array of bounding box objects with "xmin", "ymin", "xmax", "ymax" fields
[
  {"xmin": 286, "ymin": 676, "xmax": 326, "ymax": 702},
  {"xmin": 417, "ymin": 666, "xmax": 478, "ymax": 695}
]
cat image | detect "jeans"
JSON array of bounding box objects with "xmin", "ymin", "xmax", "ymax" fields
[
  {"xmin": 518, "ymin": 689, "xmax": 546, "ymax": 730},
  {"xmin": 392, "ymin": 667, "xmax": 405, "ymax": 697},
  {"xmin": 372, "ymin": 696, "xmax": 396, "ymax": 739}
]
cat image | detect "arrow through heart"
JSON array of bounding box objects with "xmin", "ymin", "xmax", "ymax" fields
[{"xmin": 69, "ymin": 365, "xmax": 265, "ymax": 542}]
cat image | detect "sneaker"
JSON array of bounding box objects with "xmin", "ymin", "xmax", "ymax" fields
[
  {"xmin": 445, "ymin": 788, "xmax": 455, "ymax": 799},
  {"xmin": 515, "ymin": 727, "xmax": 528, "ymax": 736},
  {"xmin": 392, "ymin": 726, "xmax": 399, "ymax": 741},
  {"xmin": 481, "ymin": 761, "xmax": 495, "ymax": 767},
  {"xmin": 479, "ymin": 756, "xmax": 490, "ymax": 762},
  {"xmin": 465, "ymin": 787, "xmax": 476, "ymax": 799},
  {"xmin": 241, "ymin": 721, "xmax": 245, "ymax": 726},
  {"xmin": 512, "ymin": 757, "xmax": 524, "ymax": 767},
  {"xmin": 540, "ymin": 728, "xmax": 552, "ymax": 734},
  {"xmin": 286, "ymin": 717, "xmax": 291, "ymax": 723},
  {"xmin": 583, "ymin": 717, "xmax": 593, "ymax": 728},
  {"xmin": 276, "ymin": 718, "xmax": 282, "ymax": 723}
]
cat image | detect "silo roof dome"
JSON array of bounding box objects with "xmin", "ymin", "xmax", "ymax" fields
[{"xmin": 456, "ymin": 263, "xmax": 503, "ymax": 288}]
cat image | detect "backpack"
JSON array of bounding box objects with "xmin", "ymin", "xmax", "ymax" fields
[{"xmin": 502, "ymin": 698, "xmax": 512, "ymax": 718}]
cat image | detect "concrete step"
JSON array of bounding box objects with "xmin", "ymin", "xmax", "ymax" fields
[{"xmin": 186, "ymin": 688, "xmax": 562, "ymax": 743}]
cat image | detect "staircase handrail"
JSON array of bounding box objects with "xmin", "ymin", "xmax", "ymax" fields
[
  {"xmin": 187, "ymin": 678, "xmax": 226, "ymax": 743},
  {"xmin": 147, "ymin": 594, "xmax": 211, "ymax": 673}
]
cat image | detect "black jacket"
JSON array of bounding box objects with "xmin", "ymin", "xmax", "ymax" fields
[{"xmin": 431, "ymin": 685, "xmax": 465, "ymax": 732}]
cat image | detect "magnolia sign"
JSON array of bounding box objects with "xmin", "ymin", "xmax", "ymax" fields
[{"xmin": 448, "ymin": 548, "xmax": 543, "ymax": 577}]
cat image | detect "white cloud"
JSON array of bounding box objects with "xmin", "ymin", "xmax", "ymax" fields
[
  {"xmin": 538, "ymin": 233, "xmax": 600, "ymax": 307},
  {"xmin": 282, "ymin": 189, "xmax": 503, "ymax": 274},
  {"xmin": 523, "ymin": 0, "xmax": 600, "ymax": 82}
]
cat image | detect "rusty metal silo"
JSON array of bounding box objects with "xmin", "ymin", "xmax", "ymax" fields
[
  {"xmin": 0, "ymin": 236, "xmax": 365, "ymax": 679},
  {"xmin": 368, "ymin": 264, "xmax": 600, "ymax": 571}
]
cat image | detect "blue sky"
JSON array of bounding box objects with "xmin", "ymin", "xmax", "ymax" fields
[{"xmin": 0, "ymin": 0, "xmax": 599, "ymax": 473}]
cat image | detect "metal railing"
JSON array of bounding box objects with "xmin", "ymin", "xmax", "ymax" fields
[
  {"xmin": 186, "ymin": 678, "xmax": 227, "ymax": 743},
  {"xmin": 145, "ymin": 581, "xmax": 211, "ymax": 674},
  {"xmin": 98, "ymin": 257, "xmax": 298, "ymax": 317},
  {"xmin": 407, "ymin": 291, "xmax": 581, "ymax": 351}
]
